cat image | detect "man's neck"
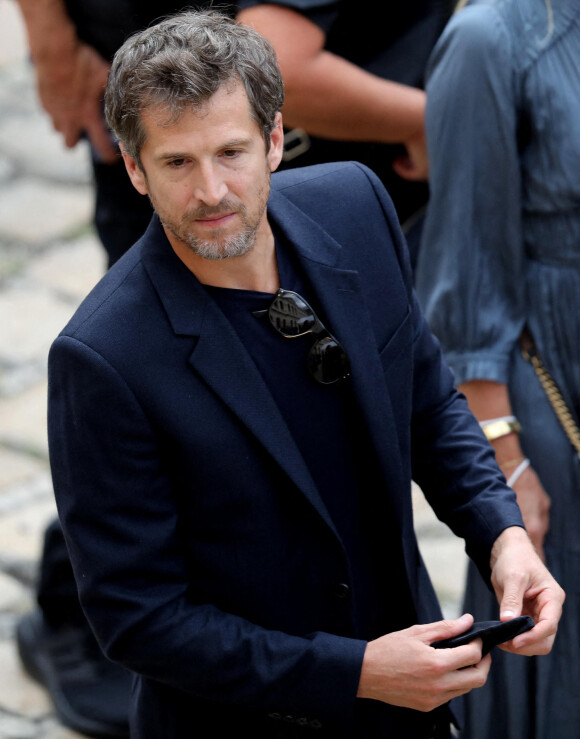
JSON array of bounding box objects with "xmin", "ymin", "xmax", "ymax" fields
[{"xmin": 167, "ymin": 224, "xmax": 280, "ymax": 294}]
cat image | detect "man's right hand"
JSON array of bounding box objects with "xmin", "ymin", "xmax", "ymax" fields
[{"xmin": 356, "ymin": 613, "xmax": 490, "ymax": 711}]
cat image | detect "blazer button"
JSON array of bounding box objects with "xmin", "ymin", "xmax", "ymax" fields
[{"xmin": 332, "ymin": 582, "xmax": 351, "ymax": 600}]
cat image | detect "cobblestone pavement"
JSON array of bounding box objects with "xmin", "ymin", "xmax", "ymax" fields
[{"xmin": 0, "ymin": 2, "xmax": 466, "ymax": 736}]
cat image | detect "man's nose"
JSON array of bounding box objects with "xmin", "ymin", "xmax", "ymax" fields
[{"xmin": 193, "ymin": 163, "xmax": 228, "ymax": 205}]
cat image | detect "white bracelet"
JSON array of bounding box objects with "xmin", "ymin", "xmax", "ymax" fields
[
  {"xmin": 480, "ymin": 415, "xmax": 518, "ymax": 429},
  {"xmin": 506, "ymin": 458, "xmax": 531, "ymax": 487}
]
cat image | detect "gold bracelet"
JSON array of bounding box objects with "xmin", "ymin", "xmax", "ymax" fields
[{"xmin": 481, "ymin": 419, "xmax": 521, "ymax": 442}]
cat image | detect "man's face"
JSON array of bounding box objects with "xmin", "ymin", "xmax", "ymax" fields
[{"xmin": 122, "ymin": 83, "xmax": 283, "ymax": 261}]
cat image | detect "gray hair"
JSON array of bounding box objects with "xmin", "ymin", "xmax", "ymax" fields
[{"xmin": 104, "ymin": 8, "xmax": 284, "ymax": 166}]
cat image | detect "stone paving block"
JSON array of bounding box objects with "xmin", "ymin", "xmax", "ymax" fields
[
  {"xmin": 0, "ymin": 570, "xmax": 29, "ymax": 611},
  {"xmin": 0, "ymin": 242, "xmax": 29, "ymax": 283},
  {"xmin": 419, "ymin": 538, "xmax": 467, "ymax": 619},
  {"xmin": 0, "ymin": 0, "xmax": 27, "ymax": 66},
  {"xmin": 0, "ymin": 638, "xmax": 51, "ymax": 718},
  {"xmin": 0, "ymin": 63, "xmax": 43, "ymax": 122},
  {"xmin": 0, "ymin": 470, "xmax": 53, "ymax": 516},
  {"xmin": 412, "ymin": 483, "xmax": 467, "ymax": 617},
  {"xmin": 0, "ymin": 611, "xmax": 23, "ymax": 642},
  {"xmin": 0, "ymin": 286, "xmax": 76, "ymax": 366},
  {"xmin": 0, "ymin": 114, "xmax": 92, "ymax": 185},
  {"xmin": 0, "ymin": 178, "xmax": 92, "ymax": 244},
  {"xmin": 27, "ymin": 234, "xmax": 106, "ymax": 302},
  {"xmin": 42, "ymin": 721, "xmax": 87, "ymax": 739},
  {"xmin": 413, "ymin": 481, "xmax": 456, "ymax": 535},
  {"xmin": 0, "ymin": 23, "xmax": 99, "ymax": 736},
  {"xmin": 0, "ymin": 151, "xmax": 14, "ymax": 182},
  {"xmin": 0, "ymin": 711, "xmax": 39, "ymax": 739},
  {"xmin": 0, "ymin": 496, "xmax": 56, "ymax": 562},
  {"xmin": 0, "ymin": 361, "xmax": 49, "ymax": 399},
  {"xmin": 0, "ymin": 380, "xmax": 49, "ymax": 455},
  {"xmin": 0, "ymin": 446, "xmax": 45, "ymax": 489}
]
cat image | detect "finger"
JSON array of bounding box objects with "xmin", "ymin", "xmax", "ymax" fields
[
  {"xmin": 418, "ymin": 612, "xmax": 474, "ymax": 644},
  {"xmin": 445, "ymin": 638, "xmax": 484, "ymax": 671},
  {"xmin": 523, "ymin": 586, "xmax": 564, "ymax": 635},
  {"xmin": 59, "ymin": 120, "xmax": 83, "ymax": 150},
  {"xmin": 391, "ymin": 156, "xmax": 427, "ymax": 182},
  {"xmin": 500, "ymin": 632, "xmax": 555, "ymax": 656},
  {"xmin": 86, "ymin": 118, "xmax": 119, "ymax": 163},
  {"xmin": 500, "ymin": 614, "xmax": 557, "ymax": 655},
  {"xmin": 437, "ymin": 652, "xmax": 491, "ymax": 705},
  {"xmin": 498, "ymin": 577, "xmax": 527, "ymax": 621}
]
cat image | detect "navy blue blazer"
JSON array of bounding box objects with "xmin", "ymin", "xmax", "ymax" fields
[{"xmin": 48, "ymin": 162, "xmax": 523, "ymax": 737}]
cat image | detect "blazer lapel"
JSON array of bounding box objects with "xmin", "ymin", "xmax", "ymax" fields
[
  {"xmin": 268, "ymin": 191, "xmax": 409, "ymax": 504},
  {"xmin": 140, "ymin": 218, "xmax": 340, "ymax": 538}
]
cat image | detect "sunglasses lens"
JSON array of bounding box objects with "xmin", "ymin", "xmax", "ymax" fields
[
  {"xmin": 263, "ymin": 289, "xmax": 350, "ymax": 384},
  {"xmin": 307, "ymin": 336, "xmax": 350, "ymax": 384},
  {"xmin": 270, "ymin": 293, "xmax": 316, "ymax": 336}
]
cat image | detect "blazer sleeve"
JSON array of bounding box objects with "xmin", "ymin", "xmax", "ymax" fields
[
  {"xmin": 350, "ymin": 163, "xmax": 525, "ymax": 580},
  {"xmin": 48, "ymin": 334, "xmax": 366, "ymax": 727},
  {"xmin": 408, "ymin": 288, "xmax": 525, "ymax": 581}
]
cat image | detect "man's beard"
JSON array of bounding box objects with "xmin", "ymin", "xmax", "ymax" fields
[
  {"xmin": 153, "ymin": 181, "xmax": 269, "ymax": 261},
  {"xmin": 172, "ymin": 202, "xmax": 260, "ymax": 261},
  {"xmin": 186, "ymin": 231, "xmax": 256, "ymax": 260}
]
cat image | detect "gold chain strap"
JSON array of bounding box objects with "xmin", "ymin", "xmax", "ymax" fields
[{"xmin": 520, "ymin": 329, "xmax": 580, "ymax": 458}]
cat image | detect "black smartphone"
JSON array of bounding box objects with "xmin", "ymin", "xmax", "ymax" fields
[{"xmin": 431, "ymin": 616, "xmax": 535, "ymax": 656}]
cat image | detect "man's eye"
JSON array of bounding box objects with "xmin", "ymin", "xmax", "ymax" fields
[
  {"xmin": 168, "ymin": 158, "xmax": 186, "ymax": 168},
  {"xmin": 222, "ymin": 149, "xmax": 241, "ymax": 159}
]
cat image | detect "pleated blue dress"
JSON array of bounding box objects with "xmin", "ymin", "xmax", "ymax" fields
[{"xmin": 416, "ymin": 1, "xmax": 580, "ymax": 736}]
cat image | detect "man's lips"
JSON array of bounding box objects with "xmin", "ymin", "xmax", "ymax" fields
[{"xmin": 194, "ymin": 212, "xmax": 236, "ymax": 226}]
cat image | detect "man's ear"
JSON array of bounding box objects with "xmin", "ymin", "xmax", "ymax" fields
[
  {"xmin": 119, "ymin": 143, "xmax": 149, "ymax": 195},
  {"xmin": 267, "ymin": 112, "xmax": 284, "ymax": 173}
]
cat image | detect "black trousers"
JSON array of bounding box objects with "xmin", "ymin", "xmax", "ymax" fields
[{"xmin": 92, "ymin": 154, "xmax": 153, "ymax": 269}]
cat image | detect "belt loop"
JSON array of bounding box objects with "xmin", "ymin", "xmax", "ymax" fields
[{"xmin": 282, "ymin": 128, "xmax": 311, "ymax": 162}]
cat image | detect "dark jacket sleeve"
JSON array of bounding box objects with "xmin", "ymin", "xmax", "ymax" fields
[{"xmin": 348, "ymin": 162, "xmax": 525, "ymax": 584}]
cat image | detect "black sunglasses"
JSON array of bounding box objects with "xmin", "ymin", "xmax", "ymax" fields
[{"xmin": 254, "ymin": 288, "xmax": 350, "ymax": 384}]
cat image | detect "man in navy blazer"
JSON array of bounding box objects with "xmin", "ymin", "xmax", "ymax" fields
[{"xmin": 47, "ymin": 10, "xmax": 564, "ymax": 739}]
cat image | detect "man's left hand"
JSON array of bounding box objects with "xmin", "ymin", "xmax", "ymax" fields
[{"xmin": 490, "ymin": 526, "xmax": 564, "ymax": 656}]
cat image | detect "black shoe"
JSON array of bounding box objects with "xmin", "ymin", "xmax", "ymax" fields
[{"xmin": 16, "ymin": 609, "xmax": 131, "ymax": 738}]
